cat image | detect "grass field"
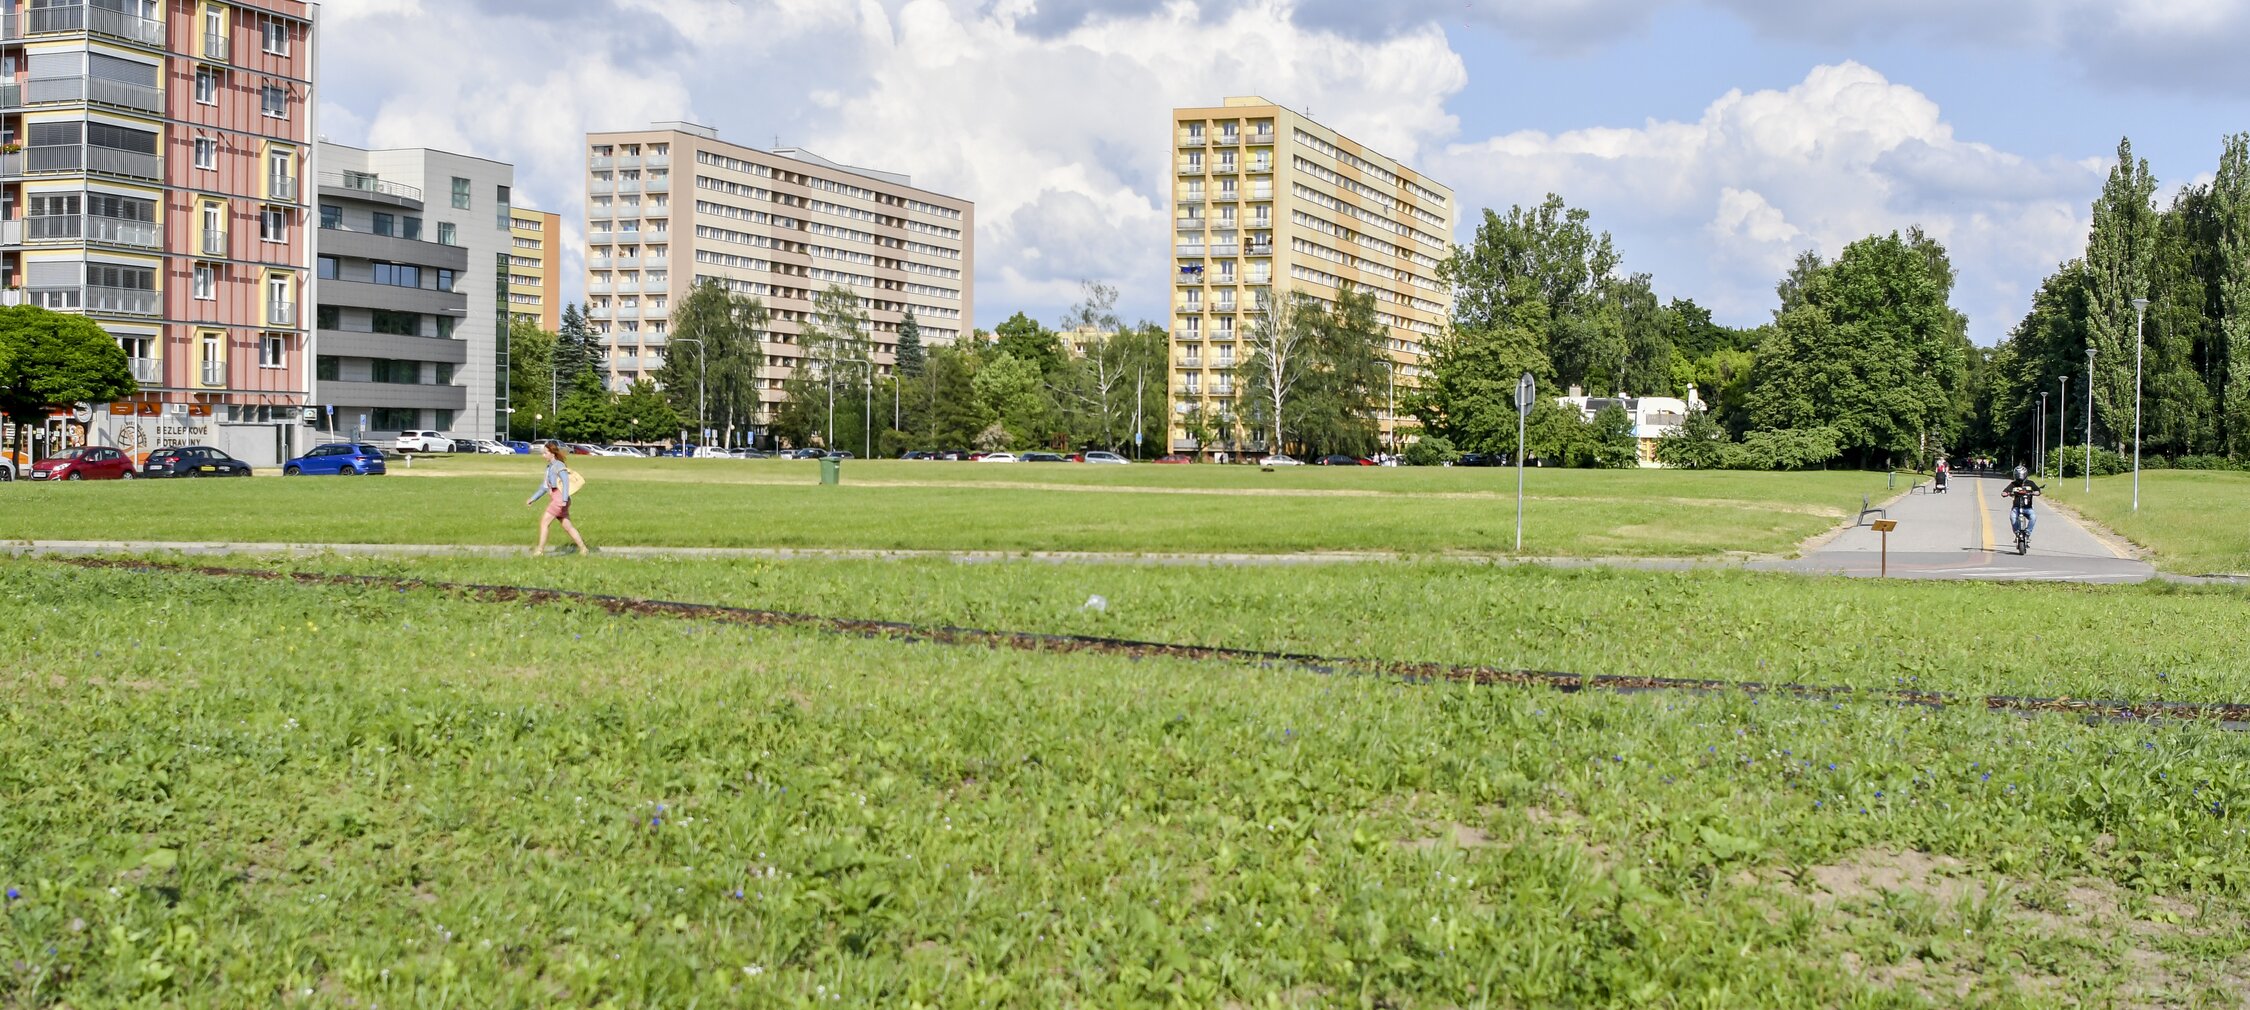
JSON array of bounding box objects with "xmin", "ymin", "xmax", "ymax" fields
[
  {"xmin": 234, "ymin": 553, "xmax": 2250, "ymax": 705},
  {"xmin": 2, "ymin": 557, "xmax": 2245, "ymax": 1007},
  {"xmin": 2047, "ymin": 471, "xmax": 2250, "ymax": 576},
  {"xmin": 0, "ymin": 457, "xmax": 1894, "ymax": 558}
]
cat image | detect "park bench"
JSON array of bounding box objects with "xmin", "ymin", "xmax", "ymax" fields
[{"xmin": 1857, "ymin": 494, "xmax": 1888, "ymax": 526}]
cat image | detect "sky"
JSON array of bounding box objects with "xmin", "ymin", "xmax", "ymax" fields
[{"xmin": 313, "ymin": 0, "xmax": 2250, "ymax": 346}]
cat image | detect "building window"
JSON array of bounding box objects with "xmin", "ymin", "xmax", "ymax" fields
[
  {"xmin": 401, "ymin": 216, "xmax": 421, "ymax": 242},
  {"xmin": 371, "ymin": 263, "xmax": 421, "ymax": 288},
  {"xmin": 319, "ymin": 204, "xmax": 341, "ymax": 229},
  {"xmin": 434, "ymin": 409, "xmax": 455, "ymax": 430},
  {"xmin": 315, "ymin": 355, "xmax": 339, "ymax": 381},
  {"xmin": 194, "ymin": 137, "xmax": 216, "ymax": 170},
  {"xmin": 434, "ymin": 315, "xmax": 457, "ymax": 339},
  {"xmin": 260, "ymin": 84, "xmax": 286, "ymax": 118},
  {"xmin": 371, "ymin": 310, "xmax": 418, "ymax": 336},
  {"xmin": 371, "ymin": 407, "xmax": 418, "ymax": 431},
  {"xmin": 194, "ymin": 263, "xmax": 216, "ymax": 299},
  {"xmin": 194, "ymin": 68, "xmax": 217, "ymax": 104},
  {"xmin": 263, "ymin": 20, "xmax": 289, "ymax": 55},
  {"xmin": 316, "ymin": 305, "xmax": 339, "ymax": 330},
  {"xmin": 260, "ymin": 334, "xmax": 286, "ymax": 368},
  {"xmin": 260, "ymin": 206, "xmax": 286, "ymax": 242},
  {"xmin": 316, "ymin": 255, "xmax": 337, "ymax": 280},
  {"xmin": 372, "ymin": 359, "xmax": 421, "ymax": 384},
  {"xmin": 496, "ymin": 184, "xmax": 510, "ymax": 229},
  {"xmin": 451, "ymin": 177, "xmax": 470, "ymax": 210},
  {"xmin": 371, "ymin": 212, "xmax": 394, "ymax": 237},
  {"xmin": 435, "ymin": 268, "xmax": 457, "ymax": 293},
  {"xmin": 437, "ymin": 221, "xmax": 457, "ymax": 246}
]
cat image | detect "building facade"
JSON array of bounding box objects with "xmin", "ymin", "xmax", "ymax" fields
[
  {"xmin": 309, "ymin": 145, "xmax": 468, "ymax": 441},
  {"xmin": 584, "ymin": 122, "xmax": 973, "ymax": 440},
  {"xmin": 507, "ymin": 205, "xmax": 557, "ymax": 331},
  {"xmin": 0, "ymin": 0, "xmax": 316, "ymax": 467},
  {"xmin": 1167, "ymin": 97, "xmax": 1455, "ymax": 457}
]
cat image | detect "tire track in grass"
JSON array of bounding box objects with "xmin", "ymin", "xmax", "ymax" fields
[{"xmin": 52, "ymin": 556, "xmax": 2250, "ymax": 730}]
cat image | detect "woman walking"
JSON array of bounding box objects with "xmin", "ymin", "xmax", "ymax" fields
[{"xmin": 527, "ymin": 440, "xmax": 590, "ymax": 556}]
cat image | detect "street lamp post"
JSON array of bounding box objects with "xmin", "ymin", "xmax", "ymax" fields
[
  {"xmin": 672, "ymin": 337, "xmax": 706, "ymax": 454},
  {"xmin": 2085, "ymin": 343, "xmax": 2096, "ymax": 494},
  {"xmin": 2131, "ymin": 297, "xmax": 2149, "ymax": 511},
  {"xmin": 2058, "ymin": 377, "xmax": 2067, "ymax": 480},
  {"xmin": 2037, "ymin": 392, "xmax": 2047, "ymax": 478}
]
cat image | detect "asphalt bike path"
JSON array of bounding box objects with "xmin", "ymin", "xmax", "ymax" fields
[{"xmin": 1763, "ymin": 474, "xmax": 2152, "ymax": 583}]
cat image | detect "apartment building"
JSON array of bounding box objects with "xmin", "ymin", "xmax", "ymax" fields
[
  {"xmin": 507, "ymin": 205, "xmax": 558, "ymax": 331},
  {"xmin": 307, "ymin": 145, "xmax": 514, "ymax": 439},
  {"xmin": 1167, "ymin": 97, "xmax": 1455, "ymax": 457},
  {"xmin": 309, "ymin": 145, "xmax": 467, "ymax": 441},
  {"xmin": 584, "ymin": 122, "xmax": 973, "ymax": 438},
  {"xmin": 4, "ymin": 0, "xmax": 315, "ymax": 467}
]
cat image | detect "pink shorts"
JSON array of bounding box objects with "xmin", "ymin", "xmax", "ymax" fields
[{"xmin": 545, "ymin": 492, "xmax": 570, "ymax": 520}]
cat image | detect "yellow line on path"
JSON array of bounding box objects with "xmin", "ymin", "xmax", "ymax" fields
[{"xmin": 1976, "ymin": 478, "xmax": 1995, "ymax": 553}]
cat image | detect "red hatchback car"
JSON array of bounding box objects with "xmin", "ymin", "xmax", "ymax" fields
[{"xmin": 29, "ymin": 446, "xmax": 136, "ymax": 480}]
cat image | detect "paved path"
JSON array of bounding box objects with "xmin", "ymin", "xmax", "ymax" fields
[{"xmin": 1764, "ymin": 474, "xmax": 2153, "ymax": 583}]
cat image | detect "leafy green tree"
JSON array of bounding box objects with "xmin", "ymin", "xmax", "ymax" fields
[
  {"xmin": 2217, "ymin": 133, "xmax": 2250, "ymax": 457},
  {"xmin": 2081, "ymin": 139, "xmax": 2159, "ymax": 452},
  {"xmin": 1656, "ymin": 405, "xmax": 1729, "ymax": 469},
  {"xmin": 654, "ymin": 278, "xmax": 769, "ymax": 443},
  {"xmin": 793, "ymin": 285, "xmax": 876, "ymax": 448},
  {"xmin": 1587, "ymin": 403, "xmax": 1640, "ymax": 468},
  {"xmin": 1525, "ymin": 398, "xmax": 1592, "ymax": 467},
  {"xmin": 926, "ymin": 344, "xmax": 990, "ymax": 449},
  {"xmin": 972, "ymin": 352, "xmax": 1051, "ymax": 448},
  {"xmin": 554, "ymin": 370, "xmax": 621, "ymax": 443},
  {"xmin": 613, "ymin": 379, "xmax": 681, "ymax": 444},
  {"xmin": 552, "ymin": 303, "xmax": 604, "ymax": 392},
  {"xmin": 895, "ymin": 309, "xmax": 926, "ymax": 379},
  {"xmin": 0, "ymin": 305, "xmax": 136, "ymax": 461},
  {"xmin": 505, "ymin": 319, "xmax": 556, "ymax": 439},
  {"xmin": 1407, "ymin": 277, "xmax": 1551, "ymax": 455},
  {"xmin": 1238, "ymin": 292, "xmax": 1317, "ymax": 453},
  {"xmin": 1291, "ymin": 287, "xmax": 1388, "ymax": 457},
  {"xmin": 1443, "ymin": 193, "xmax": 1619, "ymax": 332},
  {"xmin": 1724, "ymin": 427, "xmax": 1844, "ymax": 470},
  {"xmin": 1402, "ymin": 433, "xmax": 1459, "ymax": 467},
  {"xmin": 992, "ymin": 311, "xmax": 1064, "ymax": 382}
]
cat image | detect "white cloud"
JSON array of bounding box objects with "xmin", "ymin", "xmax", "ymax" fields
[{"xmin": 1431, "ymin": 62, "xmax": 2105, "ymax": 342}]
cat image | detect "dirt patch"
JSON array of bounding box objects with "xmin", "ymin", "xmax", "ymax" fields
[
  {"xmin": 1398, "ymin": 821, "xmax": 1498, "ymax": 853},
  {"xmin": 1804, "ymin": 849, "xmax": 1981, "ymax": 906}
]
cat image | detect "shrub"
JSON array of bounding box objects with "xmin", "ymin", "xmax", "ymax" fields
[
  {"xmin": 1403, "ymin": 434, "xmax": 1460, "ymax": 467},
  {"xmin": 2171, "ymin": 454, "xmax": 2245, "ymax": 472},
  {"xmin": 1722, "ymin": 427, "xmax": 1844, "ymax": 471},
  {"xmin": 2045, "ymin": 446, "xmax": 2129, "ymax": 478}
]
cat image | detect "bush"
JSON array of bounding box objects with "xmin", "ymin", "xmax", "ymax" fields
[
  {"xmin": 1403, "ymin": 434, "xmax": 1460, "ymax": 467},
  {"xmin": 2044, "ymin": 446, "xmax": 2129, "ymax": 478},
  {"xmin": 1721, "ymin": 427, "xmax": 1844, "ymax": 471},
  {"xmin": 2171, "ymin": 454, "xmax": 2246, "ymax": 472}
]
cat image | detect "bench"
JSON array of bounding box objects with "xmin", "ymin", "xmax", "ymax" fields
[{"xmin": 1857, "ymin": 494, "xmax": 1888, "ymax": 526}]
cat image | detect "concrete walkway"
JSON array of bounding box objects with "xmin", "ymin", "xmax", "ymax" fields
[{"xmin": 1763, "ymin": 474, "xmax": 2154, "ymax": 583}]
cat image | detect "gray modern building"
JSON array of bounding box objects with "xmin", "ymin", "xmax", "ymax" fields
[
  {"xmin": 311, "ymin": 142, "xmax": 515, "ymax": 439},
  {"xmin": 310, "ymin": 146, "xmax": 469, "ymax": 439}
]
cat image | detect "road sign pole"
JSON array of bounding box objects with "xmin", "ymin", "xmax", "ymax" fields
[{"xmin": 1515, "ymin": 372, "xmax": 1535, "ymax": 554}]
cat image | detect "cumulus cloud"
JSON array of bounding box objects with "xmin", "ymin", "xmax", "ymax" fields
[{"xmin": 1431, "ymin": 61, "xmax": 2104, "ymax": 342}]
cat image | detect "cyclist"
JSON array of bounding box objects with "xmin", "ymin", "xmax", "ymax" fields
[{"xmin": 2003, "ymin": 465, "xmax": 2041, "ymax": 544}]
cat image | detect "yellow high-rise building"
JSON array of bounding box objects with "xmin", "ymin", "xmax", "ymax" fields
[
  {"xmin": 508, "ymin": 208, "xmax": 562, "ymax": 333},
  {"xmin": 1167, "ymin": 97, "xmax": 1455, "ymax": 458}
]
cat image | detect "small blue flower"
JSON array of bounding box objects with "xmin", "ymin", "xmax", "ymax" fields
[
  {"xmin": 4, "ymin": 887, "xmax": 18, "ymax": 901},
  {"xmin": 650, "ymin": 817, "xmax": 663, "ymax": 827}
]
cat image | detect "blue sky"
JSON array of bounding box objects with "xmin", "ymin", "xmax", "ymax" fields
[{"xmin": 314, "ymin": 0, "xmax": 2250, "ymax": 348}]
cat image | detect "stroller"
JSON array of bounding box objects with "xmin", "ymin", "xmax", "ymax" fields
[{"xmin": 1932, "ymin": 458, "xmax": 1950, "ymax": 493}]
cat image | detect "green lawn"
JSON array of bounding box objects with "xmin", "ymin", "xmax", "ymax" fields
[
  {"xmin": 2046, "ymin": 470, "xmax": 2250, "ymax": 576},
  {"xmin": 0, "ymin": 458, "xmax": 1895, "ymax": 558},
  {"xmin": 2, "ymin": 557, "xmax": 2245, "ymax": 1007}
]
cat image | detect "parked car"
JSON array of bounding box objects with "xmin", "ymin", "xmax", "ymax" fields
[
  {"xmin": 937, "ymin": 449, "xmax": 969, "ymax": 460},
  {"xmin": 503, "ymin": 440, "xmax": 533, "ymax": 454},
  {"xmin": 1022, "ymin": 451, "xmax": 1068, "ymax": 463},
  {"xmin": 474, "ymin": 440, "xmax": 514, "ymax": 454},
  {"xmin": 141, "ymin": 445, "xmax": 253, "ymax": 478},
  {"xmin": 28, "ymin": 446, "xmax": 136, "ymax": 480},
  {"xmin": 977, "ymin": 452, "xmax": 1018, "ymax": 463},
  {"xmin": 1081, "ymin": 450, "xmax": 1130, "ymax": 464},
  {"xmin": 900, "ymin": 450, "xmax": 932, "ymax": 460},
  {"xmin": 447, "ymin": 438, "xmax": 481, "ymax": 453},
  {"xmin": 1314, "ymin": 454, "xmax": 1374, "ymax": 466},
  {"xmin": 825, "ymin": 450, "xmax": 854, "ymax": 460},
  {"xmin": 394, "ymin": 430, "xmax": 451, "ymax": 453},
  {"xmin": 1154, "ymin": 454, "xmax": 1192, "ymax": 464},
  {"xmin": 0, "ymin": 456, "xmax": 14, "ymax": 481},
  {"xmin": 1259, "ymin": 454, "xmax": 1304, "ymax": 467},
  {"xmin": 1457, "ymin": 452, "xmax": 1508, "ymax": 467},
  {"xmin": 282, "ymin": 443, "xmax": 389, "ymax": 476}
]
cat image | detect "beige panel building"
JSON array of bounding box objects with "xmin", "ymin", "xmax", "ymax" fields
[
  {"xmin": 583, "ymin": 123, "xmax": 974, "ymax": 439},
  {"xmin": 507, "ymin": 207, "xmax": 560, "ymax": 333},
  {"xmin": 1167, "ymin": 97, "xmax": 1455, "ymax": 457}
]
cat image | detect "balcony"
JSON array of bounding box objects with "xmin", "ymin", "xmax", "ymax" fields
[
  {"xmin": 1176, "ymin": 194, "xmax": 1205, "ymax": 206},
  {"xmin": 1210, "ymin": 218, "xmax": 1239, "ymax": 231},
  {"xmin": 1172, "ymin": 329, "xmax": 1202, "ymax": 341},
  {"xmin": 1179, "ymin": 359, "xmax": 1202, "ymax": 370},
  {"xmin": 0, "ymin": 83, "xmax": 16, "ymax": 108},
  {"xmin": 31, "ymin": 285, "xmax": 159, "ymax": 316},
  {"xmin": 1245, "ymin": 243, "xmax": 1274, "ymax": 258},
  {"xmin": 1246, "ymin": 218, "xmax": 1272, "ymax": 230},
  {"xmin": 1210, "ymin": 191, "xmax": 1241, "ymax": 203},
  {"xmin": 269, "ymin": 301, "xmax": 298, "ymax": 326},
  {"xmin": 587, "ymin": 281, "xmax": 611, "ymax": 294},
  {"xmin": 204, "ymin": 31, "xmax": 227, "ymax": 59},
  {"xmin": 53, "ymin": 147, "xmax": 163, "ymax": 181},
  {"xmin": 0, "ymin": 153, "xmax": 18, "ymax": 178},
  {"xmin": 1247, "ymin": 162, "xmax": 1274, "ymax": 175},
  {"xmin": 1177, "ymin": 163, "xmax": 1203, "ymax": 176},
  {"xmin": 643, "ymin": 203, "xmax": 670, "ymax": 218},
  {"xmin": 1246, "ymin": 132, "xmax": 1277, "ymax": 145},
  {"xmin": 28, "ymin": 4, "xmax": 165, "ymax": 46},
  {"xmin": 1209, "ymin": 243, "xmax": 1240, "ymax": 257},
  {"xmin": 1175, "ymin": 218, "xmax": 1204, "ymax": 232},
  {"xmin": 610, "ymin": 256, "xmax": 640, "ymax": 269},
  {"xmin": 0, "ymin": 14, "xmax": 16, "ymax": 41},
  {"xmin": 1213, "ymin": 302, "xmax": 1240, "ymax": 314},
  {"xmin": 202, "ymin": 361, "xmax": 226, "ymax": 386},
  {"xmin": 1178, "ymin": 134, "xmax": 1207, "ymax": 148},
  {"xmin": 270, "ymin": 175, "xmax": 298, "ymax": 201},
  {"xmin": 84, "ymin": 214, "xmax": 159, "ymax": 248},
  {"xmin": 128, "ymin": 357, "xmax": 159, "ymax": 383},
  {"xmin": 0, "ymin": 220, "xmax": 15, "ymax": 246},
  {"xmin": 318, "ymin": 171, "xmax": 423, "ymax": 205},
  {"xmin": 615, "ymin": 281, "xmax": 640, "ymax": 294},
  {"xmin": 615, "ymin": 180, "xmax": 640, "ymax": 194},
  {"xmin": 1214, "ymin": 134, "xmax": 1240, "ymax": 147},
  {"xmin": 1175, "ymin": 244, "xmax": 1206, "ymax": 256},
  {"xmin": 1250, "ymin": 187, "xmax": 1274, "ymax": 200},
  {"xmin": 201, "ymin": 229, "xmax": 225, "ymax": 255},
  {"xmin": 587, "ymin": 305, "xmax": 612, "ymax": 320},
  {"xmin": 588, "ymin": 230, "xmax": 614, "ymax": 245},
  {"xmin": 645, "ymin": 177, "xmax": 669, "ymax": 193},
  {"xmin": 590, "ymin": 155, "xmax": 613, "ymax": 171},
  {"xmin": 616, "ymin": 155, "xmax": 642, "ymax": 170}
]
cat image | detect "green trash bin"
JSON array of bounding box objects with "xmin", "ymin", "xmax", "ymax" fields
[{"xmin": 819, "ymin": 456, "xmax": 840, "ymax": 485}]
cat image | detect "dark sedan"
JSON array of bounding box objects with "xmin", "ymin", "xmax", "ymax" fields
[
  {"xmin": 142, "ymin": 445, "xmax": 254, "ymax": 478},
  {"xmin": 1314, "ymin": 454, "xmax": 1373, "ymax": 466}
]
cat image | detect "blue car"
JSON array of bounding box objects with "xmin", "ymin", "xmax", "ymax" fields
[
  {"xmin": 506, "ymin": 440, "xmax": 533, "ymax": 454},
  {"xmin": 282, "ymin": 443, "xmax": 389, "ymax": 476}
]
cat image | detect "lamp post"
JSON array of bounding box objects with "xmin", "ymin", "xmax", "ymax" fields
[
  {"xmin": 672, "ymin": 337, "xmax": 706, "ymax": 453},
  {"xmin": 2037, "ymin": 392, "xmax": 2047, "ymax": 478},
  {"xmin": 2085, "ymin": 343, "xmax": 2096, "ymax": 494},
  {"xmin": 2131, "ymin": 297, "xmax": 2148, "ymax": 511},
  {"xmin": 2058, "ymin": 377, "xmax": 2066, "ymax": 481}
]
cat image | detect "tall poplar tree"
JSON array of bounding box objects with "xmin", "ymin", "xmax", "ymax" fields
[{"xmin": 2080, "ymin": 139, "xmax": 2159, "ymax": 450}]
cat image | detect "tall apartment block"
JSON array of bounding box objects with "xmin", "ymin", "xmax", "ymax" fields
[
  {"xmin": 310, "ymin": 143, "xmax": 514, "ymax": 439},
  {"xmin": 309, "ymin": 143, "xmax": 466, "ymax": 440},
  {"xmin": 585, "ymin": 122, "xmax": 973, "ymax": 439},
  {"xmin": 506, "ymin": 205, "xmax": 558, "ymax": 332},
  {"xmin": 4, "ymin": 0, "xmax": 315, "ymax": 466},
  {"xmin": 1167, "ymin": 97, "xmax": 1454, "ymax": 457}
]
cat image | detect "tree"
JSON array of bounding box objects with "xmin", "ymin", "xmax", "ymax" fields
[
  {"xmin": 505, "ymin": 319, "xmax": 556, "ymax": 439},
  {"xmin": 1442, "ymin": 193, "xmax": 1619, "ymax": 333},
  {"xmin": 972, "ymin": 352, "xmax": 1051, "ymax": 448},
  {"xmin": 552, "ymin": 303, "xmax": 604, "ymax": 392},
  {"xmin": 895, "ymin": 309, "xmax": 926, "ymax": 378},
  {"xmin": 655, "ymin": 278, "xmax": 769, "ymax": 444},
  {"xmin": 614, "ymin": 379, "xmax": 681, "ymax": 443},
  {"xmin": 926, "ymin": 345, "xmax": 991, "ymax": 448},
  {"xmin": 1055, "ymin": 282, "xmax": 1138, "ymax": 450},
  {"xmin": 796, "ymin": 285, "xmax": 875, "ymax": 448},
  {"xmin": 2081, "ymin": 139, "xmax": 2159, "ymax": 452},
  {"xmin": 1655, "ymin": 405, "xmax": 1729, "ymax": 469},
  {"xmin": 992, "ymin": 312, "xmax": 1065, "ymax": 381},
  {"xmin": 1290, "ymin": 287, "xmax": 1388, "ymax": 457},
  {"xmin": 1238, "ymin": 292, "xmax": 1316, "ymax": 452},
  {"xmin": 0, "ymin": 305, "xmax": 137, "ymax": 462},
  {"xmin": 554, "ymin": 370, "xmax": 621, "ymax": 443},
  {"xmin": 2217, "ymin": 133, "xmax": 2250, "ymax": 456},
  {"xmin": 1587, "ymin": 403, "xmax": 1640, "ymax": 468}
]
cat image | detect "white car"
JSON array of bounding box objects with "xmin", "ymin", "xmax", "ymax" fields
[
  {"xmin": 1259, "ymin": 454, "xmax": 1304, "ymax": 466},
  {"xmin": 0, "ymin": 456, "xmax": 13, "ymax": 482},
  {"xmin": 977, "ymin": 452, "xmax": 1018, "ymax": 463},
  {"xmin": 1082, "ymin": 451, "xmax": 1130, "ymax": 464},
  {"xmin": 394, "ymin": 430, "xmax": 451, "ymax": 453},
  {"xmin": 474, "ymin": 439, "xmax": 515, "ymax": 454}
]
